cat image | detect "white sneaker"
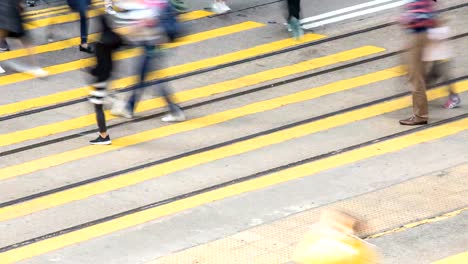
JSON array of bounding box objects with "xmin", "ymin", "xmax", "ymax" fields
[
  {"xmin": 111, "ymin": 101, "xmax": 133, "ymax": 119},
  {"xmin": 161, "ymin": 111, "xmax": 186, "ymax": 122},
  {"xmin": 105, "ymin": 6, "xmax": 117, "ymax": 15},
  {"xmin": 0, "ymin": 65, "xmax": 5, "ymax": 74},
  {"xmin": 220, "ymin": 2, "xmax": 231, "ymax": 12},
  {"xmin": 211, "ymin": 2, "xmax": 225, "ymax": 14},
  {"xmin": 28, "ymin": 68, "xmax": 48, "ymax": 78}
]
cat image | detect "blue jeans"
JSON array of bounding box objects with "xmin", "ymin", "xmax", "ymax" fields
[
  {"xmin": 127, "ymin": 44, "xmax": 180, "ymax": 114},
  {"xmin": 74, "ymin": 0, "xmax": 89, "ymax": 44}
]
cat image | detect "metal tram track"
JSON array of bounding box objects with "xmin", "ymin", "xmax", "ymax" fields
[
  {"xmin": 1, "ymin": 31, "xmax": 468, "ymax": 157},
  {"xmin": 1, "ymin": 72, "xmax": 467, "ymax": 208},
  {"xmin": 1, "ymin": 111, "xmax": 467, "ymax": 253}
]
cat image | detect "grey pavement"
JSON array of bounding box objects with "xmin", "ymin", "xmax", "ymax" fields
[{"xmin": 1, "ymin": 0, "xmax": 467, "ymax": 263}]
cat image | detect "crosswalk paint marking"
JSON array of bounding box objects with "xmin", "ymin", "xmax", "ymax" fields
[
  {"xmin": 2, "ymin": 71, "xmax": 466, "ymax": 223},
  {"xmin": 23, "ymin": 1, "xmax": 104, "ymax": 19},
  {"xmin": 433, "ymin": 251, "xmax": 468, "ymax": 264},
  {"xmin": 0, "ymin": 21, "xmax": 264, "ymax": 86},
  {"xmin": 0, "ymin": 117, "xmax": 466, "ymax": 263},
  {"xmin": 22, "ymin": 1, "xmax": 103, "ymax": 17},
  {"xmin": 300, "ymin": 0, "xmax": 396, "ymax": 24},
  {"xmin": 0, "ymin": 20, "xmax": 262, "ymax": 62},
  {"xmin": 24, "ymin": 9, "xmax": 213, "ymax": 31},
  {"xmin": 302, "ymin": 0, "xmax": 408, "ymax": 29},
  {"xmin": 0, "ymin": 46, "xmax": 383, "ymax": 147},
  {"xmin": 0, "ymin": 65, "xmax": 405, "ymax": 183},
  {"xmin": 0, "ymin": 34, "xmax": 324, "ymax": 116},
  {"xmin": 0, "ymin": 9, "xmax": 218, "ymax": 61}
]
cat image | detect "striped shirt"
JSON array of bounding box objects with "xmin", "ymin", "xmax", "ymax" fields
[{"xmin": 401, "ymin": 0, "xmax": 436, "ymax": 31}]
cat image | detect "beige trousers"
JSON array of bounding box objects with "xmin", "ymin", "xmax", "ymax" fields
[{"xmin": 407, "ymin": 33, "xmax": 430, "ymax": 120}]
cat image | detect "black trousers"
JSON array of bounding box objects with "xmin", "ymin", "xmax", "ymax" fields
[
  {"xmin": 95, "ymin": 104, "xmax": 107, "ymax": 133},
  {"xmin": 287, "ymin": 0, "xmax": 301, "ymax": 20}
]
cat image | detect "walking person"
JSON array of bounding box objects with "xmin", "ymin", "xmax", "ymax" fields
[
  {"xmin": 88, "ymin": 15, "xmax": 122, "ymax": 145},
  {"xmin": 399, "ymin": 0, "xmax": 437, "ymax": 125},
  {"xmin": 286, "ymin": 0, "xmax": 303, "ymax": 39},
  {"xmin": 0, "ymin": 0, "xmax": 48, "ymax": 77},
  {"xmin": 67, "ymin": 0, "xmax": 94, "ymax": 53},
  {"xmin": 112, "ymin": 0, "xmax": 185, "ymax": 122},
  {"xmin": 423, "ymin": 18, "xmax": 461, "ymax": 109}
]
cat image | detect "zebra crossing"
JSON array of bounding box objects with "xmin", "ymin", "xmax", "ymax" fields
[{"xmin": 0, "ymin": 1, "xmax": 467, "ymax": 263}]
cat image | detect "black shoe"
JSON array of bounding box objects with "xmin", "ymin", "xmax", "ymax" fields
[
  {"xmin": 90, "ymin": 135, "xmax": 111, "ymax": 145},
  {"xmin": 79, "ymin": 45, "xmax": 94, "ymax": 54},
  {"xmin": 0, "ymin": 42, "xmax": 9, "ymax": 52}
]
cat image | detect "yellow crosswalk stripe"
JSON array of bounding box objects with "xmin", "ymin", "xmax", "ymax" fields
[
  {"xmin": 22, "ymin": 1, "xmax": 103, "ymax": 17},
  {"xmin": 0, "ymin": 46, "xmax": 384, "ymax": 147},
  {"xmin": 0, "ymin": 21, "xmax": 263, "ymax": 86},
  {"xmin": 433, "ymin": 252, "xmax": 468, "ymax": 264},
  {"xmin": 0, "ymin": 66, "xmax": 426, "ymax": 222},
  {"xmin": 0, "ymin": 33, "xmax": 324, "ymax": 116},
  {"xmin": 0, "ymin": 65, "xmax": 403, "ymax": 184},
  {"xmin": 24, "ymin": 9, "xmax": 213, "ymax": 31},
  {"xmin": 1, "ymin": 116, "xmax": 466, "ymax": 263},
  {"xmin": 23, "ymin": 1, "xmax": 104, "ymax": 19},
  {"xmin": 0, "ymin": 20, "xmax": 261, "ymax": 62}
]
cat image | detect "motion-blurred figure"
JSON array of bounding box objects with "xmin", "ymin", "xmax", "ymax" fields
[
  {"xmin": 0, "ymin": 0, "xmax": 48, "ymax": 77},
  {"xmin": 399, "ymin": 0, "xmax": 436, "ymax": 125},
  {"xmin": 111, "ymin": 0, "xmax": 185, "ymax": 122},
  {"xmin": 292, "ymin": 209, "xmax": 378, "ymax": 264},
  {"xmin": 423, "ymin": 17, "xmax": 461, "ymax": 109},
  {"xmin": 88, "ymin": 15, "xmax": 122, "ymax": 145}
]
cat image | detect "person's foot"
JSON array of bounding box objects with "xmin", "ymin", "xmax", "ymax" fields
[
  {"xmin": 105, "ymin": 6, "xmax": 117, "ymax": 15},
  {"xmin": 444, "ymin": 94, "xmax": 461, "ymax": 109},
  {"xmin": 27, "ymin": 67, "xmax": 49, "ymax": 78},
  {"xmin": 399, "ymin": 116, "xmax": 428, "ymax": 126},
  {"xmin": 219, "ymin": 2, "xmax": 231, "ymax": 12},
  {"xmin": 0, "ymin": 42, "xmax": 10, "ymax": 52},
  {"xmin": 289, "ymin": 17, "xmax": 304, "ymax": 40},
  {"xmin": 211, "ymin": 2, "xmax": 227, "ymax": 14},
  {"xmin": 90, "ymin": 135, "xmax": 112, "ymax": 145},
  {"xmin": 79, "ymin": 44, "xmax": 94, "ymax": 54},
  {"xmin": 111, "ymin": 101, "xmax": 134, "ymax": 119},
  {"xmin": 161, "ymin": 110, "xmax": 186, "ymax": 122},
  {"xmin": 0, "ymin": 65, "xmax": 5, "ymax": 74}
]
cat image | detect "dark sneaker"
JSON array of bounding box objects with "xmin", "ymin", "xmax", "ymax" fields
[
  {"xmin": 399, "ymin": 116, "xmax": 428, "ymax": 126},
  {"xmin": 0, "ymin": 42, "xmax": 9, "ymax": 52},
  {"xmin": 443, "ymin": 94, "xmax": 461, "ymax": 109},
  {"xmin": 90, "ymin": 135, "xmax": 112, "ymax": 145}
]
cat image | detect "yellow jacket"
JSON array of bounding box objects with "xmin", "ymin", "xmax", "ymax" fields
[{"xmin": 292, "ymin": 227, "xmax": 378, "ymax": 264}]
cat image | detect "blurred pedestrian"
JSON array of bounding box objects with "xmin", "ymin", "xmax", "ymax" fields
[
  {"xmin": 111, "ymin": 0, "xmax": 185, "ymax": 122},
  {"xmin": 287, "ymin": 0, "xmax": 303, "ymax": 39},
  {"xmin": 399, "ymin": 0, "xmax": 437, "ymax": 125},
  {"xmin": 292, "ymin": 209, "xmax": 378, "ymax": 264},
  {"xmin": 423, "ymin": 18, "xmax": 461, "ymax": 109},
  {"xmin": 212, "ymin": 0, "xmax": 230, "ymax": 14},
  {"xmin": 67, "ymin": 0, "xmax": 94, "ymax": 53},
  {"xmin": 0, "ymin": 0, "xmax": 48, "ymax": 77},
  {"xmin": 88, "ymin": 15, "xmax": 122, "ymax": 145}
]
